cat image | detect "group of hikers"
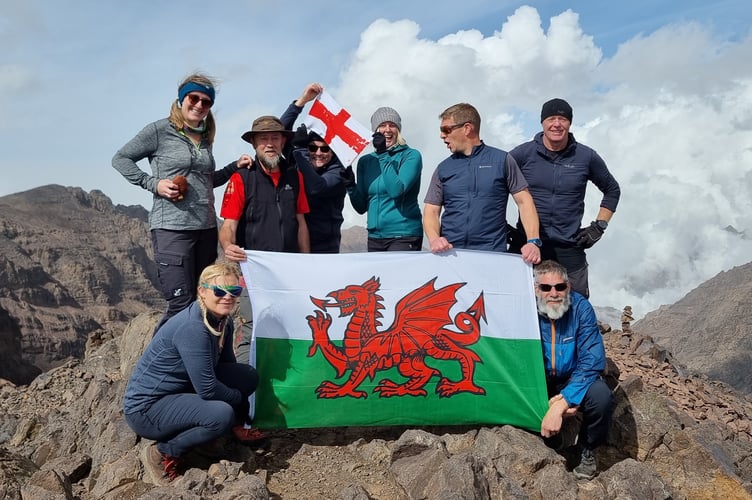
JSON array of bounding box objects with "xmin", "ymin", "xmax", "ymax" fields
[{"xmin": 113, "ymin": 72, "xmax": 621, "ymax": 484}]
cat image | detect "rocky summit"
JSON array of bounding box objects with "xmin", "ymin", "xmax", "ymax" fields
[
  {"xmin": 0, "ymin": 185, "xmax": 751, "ymax": 498},
  {"xmin": 0, "ymin": 185, "xmax": 162, "ymax": 382},
  {"xmin": 635, "ymin": 262, "xmax": 752, "ymax": 395}
]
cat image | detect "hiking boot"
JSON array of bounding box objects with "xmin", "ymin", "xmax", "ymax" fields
[
  {"xmin": 141, "ymin": 443, "xmax": 181, "ymax": 485},
  {"xmin": 232, "ymin": 425, "xmax": 270, "ymax": 449},
  {"xmin": 573, "ymin": 447, "xmax": 597, "ymax": 480}
]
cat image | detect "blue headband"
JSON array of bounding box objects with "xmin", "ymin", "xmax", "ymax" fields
[{"xmin": 178, "ymin": 82, "xmax": 215, "ymax": 105}]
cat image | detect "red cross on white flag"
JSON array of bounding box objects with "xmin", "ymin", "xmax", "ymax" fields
[{"xmin": 303, "ymin": 91, "xmax": 371, "ymax": 167}]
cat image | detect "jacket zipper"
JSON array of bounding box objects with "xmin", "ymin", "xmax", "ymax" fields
[{"xmin": 550, "ymin": 319, "xmax": 557, "ymax": 377}]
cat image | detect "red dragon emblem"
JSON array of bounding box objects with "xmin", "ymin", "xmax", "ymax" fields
[{"xmin": 306, "ymin": 276, "xmax": 487, "ymax": 399}]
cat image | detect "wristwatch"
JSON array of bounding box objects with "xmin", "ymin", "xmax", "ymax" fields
[
  {"xmin": 595, "ymin": 220, "xmax": 608, "ymax": 230},
  {"xmin": 526, "ymin": 238, "xmax": 543, "ymax": 247}
]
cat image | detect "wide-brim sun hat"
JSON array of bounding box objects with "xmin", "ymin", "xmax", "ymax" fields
[{"xmin": 241, "ymin": 115, "xmax": 294, "ymax": 144}]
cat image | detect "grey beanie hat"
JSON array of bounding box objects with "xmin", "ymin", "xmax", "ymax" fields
[{"xmin": 370, "ymin": 106, "xmax": 402, "ymax": 131}]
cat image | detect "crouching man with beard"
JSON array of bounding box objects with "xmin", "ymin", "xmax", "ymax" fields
[{"xmin": 534, "ymin": 260, "xmax": 615, "ymax": 480}]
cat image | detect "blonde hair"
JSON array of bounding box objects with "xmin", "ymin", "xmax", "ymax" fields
[
  {"xmin": 168, "ymin": 72, "xmax": 217, "ymax": 144},
  {"xmin": 392, "ymin": 129, "xmax": 407, "ymax": 147},
  {"xmin": 197, "ymin": 262, "xmax": 241, "ymax": 334},
  {"xmin": 198, "ymin": 262, "xmax": 241, "ymax": 290}
]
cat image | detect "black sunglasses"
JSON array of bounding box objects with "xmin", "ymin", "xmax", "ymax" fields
[
  {"xmin": 538, "ymin": 283, "xmax": 568, "ymax": 292},
  {"xmin": 439, "ymin": 122, "xmax": 468, "ymax": 134},
  {"xmin": 201, "ymin": 283, "xmax": 243, "ymax": 298},
  {"xmin": 186, "ymin": 94, "xmax": 213, "ymax": 108},
  {"xmin": 308, "ymin": 144, "xmax": 331, "ymax": 153}
]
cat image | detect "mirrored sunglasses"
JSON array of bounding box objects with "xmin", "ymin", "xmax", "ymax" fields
[
  {"xmin": 308, "ymin": 144, "xmax": 331, "ymax": 153},
  {"xmin": 201, "ymin": 283, "xmax": 243, "ymax": 298},
  {"xmin": 537, "ymin": 283, "xmax": 568, "ymax": 292}
]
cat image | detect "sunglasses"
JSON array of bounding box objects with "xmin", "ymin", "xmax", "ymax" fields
[
  {"xmin": 186, "ymin": 94, "xmax": 213, "ymax": 108},
  {"xmin": 201, "ymin": 283, "xmax": 243, "ymax": 298},
  {"xmin": 439, "ymin": 122, "xmax": 468, "ymax": 134},
  {"xmin": 308, "ymin": 144, "xmax": 331, "ymax": 153},
  {"xmin": 538, "ymin": 283, "xmax": 568, "ymax": 292}
]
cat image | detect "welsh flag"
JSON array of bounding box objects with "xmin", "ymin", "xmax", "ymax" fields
[
  {"xmin": 239, "ymin": 250, "xmax": 548, "ymax": 432},
  {"xmin": 302, "ymin": 90, "xmax": 372, "ymax": 167}
]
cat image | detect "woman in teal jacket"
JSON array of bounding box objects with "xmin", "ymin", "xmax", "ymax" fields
[{"xmin": 346, "ymin": 107, "xmax": 423, "ymax": 251}]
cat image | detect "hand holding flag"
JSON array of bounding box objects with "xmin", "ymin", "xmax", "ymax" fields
[{"xmin": 303, "ymin": 91, "xmax": 371, "ymax": 167}]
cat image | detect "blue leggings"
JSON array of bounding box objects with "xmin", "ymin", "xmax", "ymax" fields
[{"xmin": 125, "ymin": 363, "xmax": 257, "ymax": 457}]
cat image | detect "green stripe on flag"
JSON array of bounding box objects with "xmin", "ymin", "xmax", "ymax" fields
[{"xmin": 253, "ymin": 337, "xmax": 548, "ymax": 431}]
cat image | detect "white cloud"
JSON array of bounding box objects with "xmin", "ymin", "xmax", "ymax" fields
[{"xmin": 328, "ymin": 7, "xmax": 752, "ymax": 317}]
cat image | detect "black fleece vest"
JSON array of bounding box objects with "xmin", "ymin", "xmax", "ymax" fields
[{"xmin": 236, "ymin": 163, "xmax": 300, "ymax": 252}]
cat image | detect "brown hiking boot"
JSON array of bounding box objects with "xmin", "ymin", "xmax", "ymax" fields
[{"xmin": 141, "ymin": 443, "xmax": 182, "ymax": 485}]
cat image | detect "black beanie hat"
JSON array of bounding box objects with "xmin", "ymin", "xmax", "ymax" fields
[{"xmin": 540, "ymin": 98, "xmax": 573, "ymax": 122}]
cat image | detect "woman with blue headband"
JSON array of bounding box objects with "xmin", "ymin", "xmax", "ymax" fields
[{"xmin": 113, "ymin": 73, "xmax": 252, "ymax": 333}]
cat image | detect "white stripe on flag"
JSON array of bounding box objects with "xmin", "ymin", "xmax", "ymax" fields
[{"xmin": 239, "ymin": 249, "xmax": 539, "ymax": 342}]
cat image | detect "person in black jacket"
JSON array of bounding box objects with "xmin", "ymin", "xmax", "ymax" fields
[
  {"xmin": 280, "ymin": 83, "xmax": 347, "ymax": 253},
  {"xmin": 509, "ymin": 99, "xmax": 620, "ymax": 297}
]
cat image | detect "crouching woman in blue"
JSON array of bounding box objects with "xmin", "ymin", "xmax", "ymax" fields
[{"xmin": 123, "ymin": 262, "xmax": 261, "ymax": 484}]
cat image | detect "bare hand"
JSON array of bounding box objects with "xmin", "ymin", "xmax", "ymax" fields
[
  {"xmin": 520, "ymin": 242, "xmax": 541, "ymax": 264},
  {"xmin": 237, "ymin": 154, "xmax": 253, "ymax": 169},
  {"xmin": 549, "ymin": 394, "xmax": 579, "ymax": 418},
  {"xmin": 540, "ymin": 396, "xmax": 570, "ymax": 437},
  {"xmin": 429, "ymin": 236, "xmax": 453, "ymax": 254},
  {"xmin": 157, "ymin": 178, "xmax": 180, "ymax": 201},
  {"xmin": 224, "ymin": 244, "xmax": 247, "ymax": 262},
  {"xmin": 540, "ymin": 409, "xmax": 564, "ymax": 438},
  {"xmin": 295, "ymin": 83, "xmax": 323, "ymax": 106}
]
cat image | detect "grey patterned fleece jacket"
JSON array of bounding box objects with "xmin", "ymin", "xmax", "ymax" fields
[{"xmin": 112, "ymin": 118, "xmax": 238, "ymax": 231}]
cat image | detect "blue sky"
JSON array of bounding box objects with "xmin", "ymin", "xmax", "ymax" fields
[{"xmin": 1, "ymin": 0, "xmax": 751, "ymax": 315}]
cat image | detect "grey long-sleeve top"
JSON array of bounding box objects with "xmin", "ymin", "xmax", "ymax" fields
[{"xmin": 112, "ymin": 118, "xmax": 238, "ymax": 230}]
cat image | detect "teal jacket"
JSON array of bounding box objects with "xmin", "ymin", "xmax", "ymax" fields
[{"xmin": 347, "ymin": 144, "xmax": 423, "ymax": 239}]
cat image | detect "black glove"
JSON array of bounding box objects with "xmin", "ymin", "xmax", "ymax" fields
[
  {"xmin": 292, "ymin": 124, "xmax": 309, "ymax": 150},
  {"xmin": 342, "ymin": 166, "xmax": 355, "ymax": 188},
  {"xmin": 372, "ymin": 132, "xmax": 387, "ymax": 154},
  {"xmin": 575, "ymin": 221, "xmax": 605, "ymax": 249}
]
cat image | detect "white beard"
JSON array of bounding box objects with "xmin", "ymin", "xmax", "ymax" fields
[
  {"xmin": 259, "ymin": 153, "xmax": 280, "ymax": 170},
  {"xmin": 537, "ymin": 293, "xmax": 571, "ymax": 320}
]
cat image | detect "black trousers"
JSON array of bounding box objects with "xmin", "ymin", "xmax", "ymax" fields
[
  {"xmin": 151, "ymin": 228, "xmax": 218, "ymax": 332},
  {"xmin": 367, "ymin": 235, "xmax": 423, "ymax": 252},
  {"xmin": 548, "ymin": 377, "xmax": 615, "ymax": 449}
]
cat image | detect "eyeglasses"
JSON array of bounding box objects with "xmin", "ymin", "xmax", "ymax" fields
[
  {"xmin": 186, "ymin": 94, "xmax": 213, "ymax": 108},
  {"xmin": 537, "ymin": 283, "xmax": 568, "ymax": 292},
  {"xmin": 201, "ymin": 283, "xmax": 243, "ymax": 298},
  {"xmin": 308, "ymin": 144, "xmax": 331, "ymax": 153},
  {"xmin": 440, "ymin": 122, "xmax": 468, "ymax": 134}
]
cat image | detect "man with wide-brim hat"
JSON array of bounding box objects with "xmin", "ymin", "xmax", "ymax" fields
[{"xmin": 219, "ymin": 114, "xmax": 310, "ymax": 263}]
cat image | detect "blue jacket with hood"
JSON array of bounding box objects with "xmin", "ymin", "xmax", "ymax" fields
[{"xmin": 538, "ymin": 291, "xmax": 606, "ymax": 406}]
